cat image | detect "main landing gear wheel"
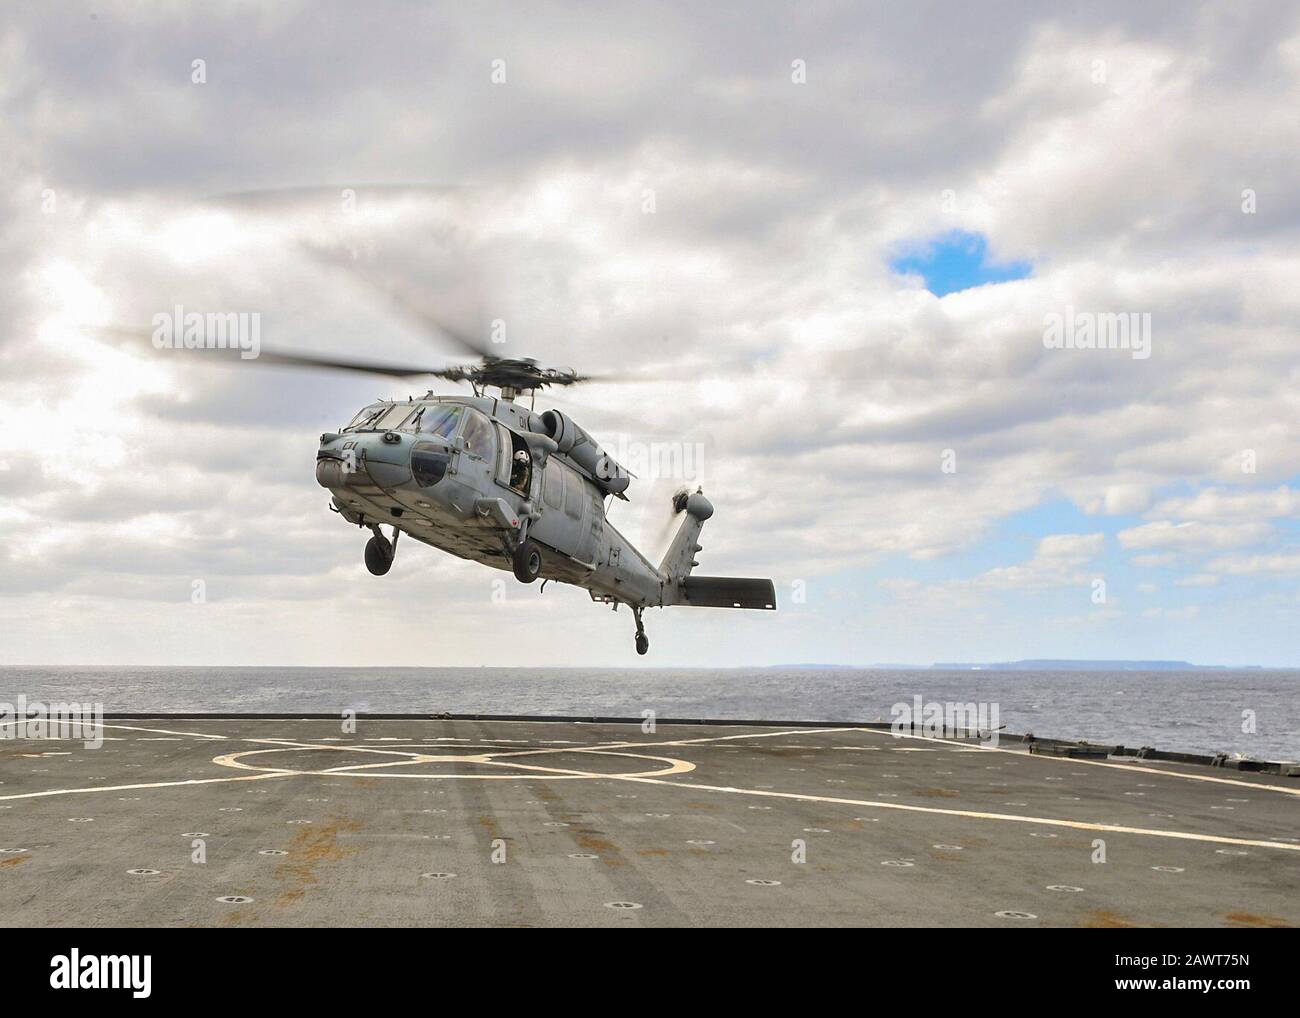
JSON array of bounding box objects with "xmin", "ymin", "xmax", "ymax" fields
[
  {"xmin": 633, "ymin": 607, "xmax": 649, "ymax": 655},
  {"xmin": 364, "ymin": 534, "xmax": 394, "ymax": 576},
  {"xmin": 513, "ymin": 539, "xmax": 542, "ymax": 584}
]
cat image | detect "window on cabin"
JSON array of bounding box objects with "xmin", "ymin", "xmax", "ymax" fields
[
  {"xmin": 543, "ymin": 463, "xmax": 563, "ymax": 508},
  {"xmin": 563, "ymin": 466, "xmax": 583, "ymax": 519}
]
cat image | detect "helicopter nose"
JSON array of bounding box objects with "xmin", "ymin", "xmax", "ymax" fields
[
  {"xmin": 315, "ymin": 434, "xmax": 355, "ymax": 488},
  {"xmin": 315, "ymin": 456, "xmax": 350, "ymax": 489},
  {"xmin": 316, "ymin": 431, "xmax": 415, "ymax": 489}
]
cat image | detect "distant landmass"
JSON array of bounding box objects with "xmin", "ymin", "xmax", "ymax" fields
[
  {"xmin": 929, "ymin": 659, "xmax": 1252, "ymax": 671},
  {"xmin": 772, "ymin": 660, "xmax": 1264, "ymax": 671}
]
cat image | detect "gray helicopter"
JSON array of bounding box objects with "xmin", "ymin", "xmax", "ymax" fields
[
  {"xmin": 292, "ymin": 352, "xmax": 776, "ymax": 655},
  {"xmin": 115, "ymin": 212, "xmax": 776, "ymax": 654}
]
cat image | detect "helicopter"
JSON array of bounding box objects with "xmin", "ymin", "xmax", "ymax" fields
[
  {"xmin": 113, "ymin": 212, "xmax": 777, "ymax": 655},
  {"xmin": 304, "ymin": 350, "xmax": 777, "ymax": 655}
]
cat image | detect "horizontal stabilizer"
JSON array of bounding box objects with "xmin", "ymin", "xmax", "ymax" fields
[{"xmin": 680, "ymin": 576, "xmax": 777, "ymax": 610}]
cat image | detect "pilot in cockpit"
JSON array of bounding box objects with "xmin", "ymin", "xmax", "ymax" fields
[{"xmin": 510, "ymin": 448, "xmax": 531, "ymax": 490}]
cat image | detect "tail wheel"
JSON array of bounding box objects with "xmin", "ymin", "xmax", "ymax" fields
[
  {"xmin": 512, "ymin": 539, "xmax": 542, "ymax": 583},
  {"xmin": 364, "ymin": 535, "xmax": 394, "ymax": 576},
  {"xmin": 633, "ymin": 606, "xmax": 649, "ymax": 655}
]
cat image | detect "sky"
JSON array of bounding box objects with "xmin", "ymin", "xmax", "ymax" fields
[{"xmin": 1, "ymin": 1, "xmax": 1298, "ymax": 667}]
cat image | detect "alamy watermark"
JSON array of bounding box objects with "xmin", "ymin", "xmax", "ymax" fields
[
  {"xmin": 50, "ymin": 950, "xmax": 150, "ymax": 998},
  {"xmin": 1043, "ymin": 305, "xmax": 1151, "ymax": 360},
  {"xmin": 151, "ymin": 304, "xmax": 261, "ymax": 360},
  {"xmin": 0, "ymin": 697, "xmax": 103, "ymax": 748},
  {"xmin": 890, "ymin": 695, "xmax": 1001, "ymax": 747},
  {"xmin": 601, "ymin": 435, "xmax": 705, "ymax": 481}
]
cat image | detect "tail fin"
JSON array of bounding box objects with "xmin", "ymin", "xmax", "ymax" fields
[
  {"xmin": 659, "ymin": 490, "xmax": 712, "ymax": 580},
  {"xmin": 658, "ymin": 490, "xmax": 778, "ymax": 611}
]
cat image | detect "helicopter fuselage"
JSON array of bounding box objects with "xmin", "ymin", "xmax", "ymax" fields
[{"xmin": 315, "ymin": 393, "xmax": 667, "ymax": 607}]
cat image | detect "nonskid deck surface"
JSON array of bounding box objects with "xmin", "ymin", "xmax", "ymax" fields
[{"xmin": 0, "ymin": 718, "xmax": 1296, "ymax": 927}]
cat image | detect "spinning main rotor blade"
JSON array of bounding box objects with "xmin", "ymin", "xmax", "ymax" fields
[
  {"xmin": 239, "ymin": 347, "xmax": 470, "ymax": 379},
  {"xmin": 96, "ymin": 326, "xmax": 472, "ymax": 381},
  {"xmin": 298, "ymin": 241, "xmax": 496, "ymax": 360}
]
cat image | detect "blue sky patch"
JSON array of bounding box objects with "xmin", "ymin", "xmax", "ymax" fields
[{"xmin": 891, "ymin": 230, "xmax": 1031, "ymax": 296}]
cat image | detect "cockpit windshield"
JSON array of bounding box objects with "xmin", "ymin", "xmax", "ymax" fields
[
  {"xmin": 345, "ymin": 403, "xmax": 411, "ymax": 432},
  {"xmin": 400, "ymin": 404, "xmax": 462, "ymax": 439},
  {"xmin": 344, "ymin": 402, "xmax": 387, "ymax": 430}
]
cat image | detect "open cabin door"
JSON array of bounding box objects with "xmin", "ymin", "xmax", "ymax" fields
[{"xmin": 493, "ymin": 422, "xmax": 533, "ymax": 498}]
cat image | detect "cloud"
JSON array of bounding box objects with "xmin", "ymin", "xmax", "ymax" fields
[
  {"xmin": 1, "ymin": 2, "xmax": 1299, "ymax": 665},
  {"xmin": 1206, "ymin": 552, "xmax": 1300, "ymax": 576},
  {"xmin": 1174, "ymin": 573, "xmax": 1220, "ymax": 587},
  {"xmin": 1117, "ymin": 520, "xmax": 1274, "ymax": 553},
  {"xmin": 1150, "ymin": 485, "xmax": 1300, "ymax": 522},
  {"xmin": 974, "ymin": 532, "xmax": 1104, "ymax": 591}
]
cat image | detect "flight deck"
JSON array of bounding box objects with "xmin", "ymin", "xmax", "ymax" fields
[{"xmin": 1, "ymin": 717, "xmax": 1296, "ymax": 927}]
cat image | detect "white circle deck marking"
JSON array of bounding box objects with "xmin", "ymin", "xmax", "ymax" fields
[{"xmin": 211, "ymin": 741, "xmax": 695, "ymax": 782}]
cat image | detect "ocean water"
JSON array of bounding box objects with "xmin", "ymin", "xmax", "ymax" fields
[{"xmin": 1, "ymin": 666, "xmax": 1296, "ymax": 762}]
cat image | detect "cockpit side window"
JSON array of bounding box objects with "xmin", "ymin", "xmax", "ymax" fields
[{"xmin": 461, "ymin": 410, "xmax": 496, "ymax": 461}]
